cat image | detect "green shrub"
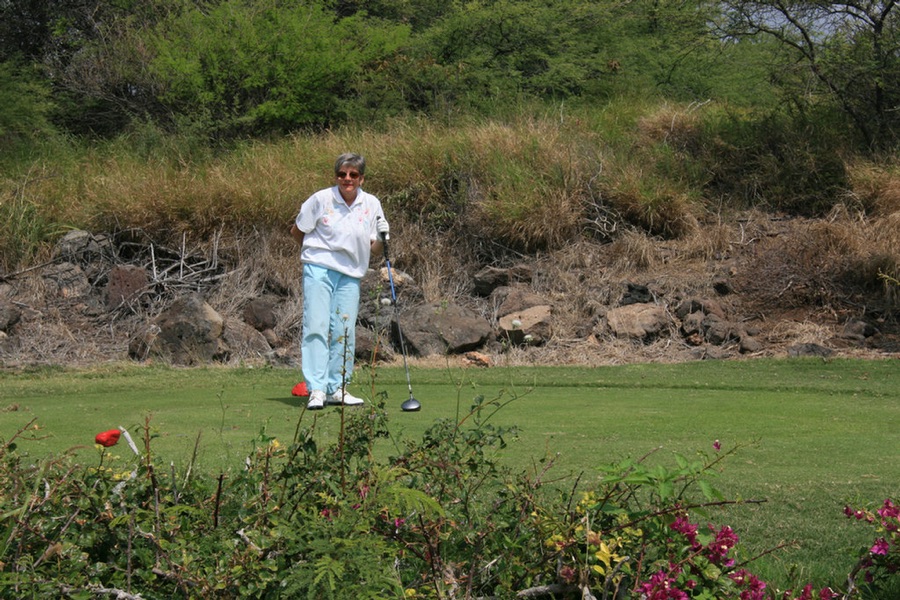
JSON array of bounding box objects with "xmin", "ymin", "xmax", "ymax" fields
[
  {"xmin": 0, "ymin": 60, "xmax": 54, "ymax": 143},
  {"xmin": 149, "ymin": 0, "xmax": 409, "ymax": 137},
  {"xmin": 700, "ymin": 110, "xmax": 849, "ymax": 216}
]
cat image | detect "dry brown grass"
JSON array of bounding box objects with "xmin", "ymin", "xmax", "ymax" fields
[
  {"xmin": 734, "ymin": 209, "xmax": 899, "ymax": 314},
  {"xmin": 606, "ymin": 229, "xmax": 664, "ymax": 274},
  {"xmin": 384, "ymin": 218, "xmax": 476, "ymax": 304},
  {"xmin": 678, "ymin": 220, "xmax": 737, "ymax": 261},
  {"xmin": 636, "ymin": 102, "xmax": 705, "ymax": 154},
  {"xmin": 764, "ymin": 319, "xmax": 836, "ymax": 347},
  {"xmin": 845, "ymin": 159, "xmax": 900, "ymax": 216}
]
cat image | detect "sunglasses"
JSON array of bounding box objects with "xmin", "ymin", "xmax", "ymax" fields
[{"xmin": 336, "ymin": 171, "xmax": 361, "ymax": 179}]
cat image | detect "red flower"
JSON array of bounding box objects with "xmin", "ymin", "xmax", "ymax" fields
[{"xmin": 95, "ymin": 429, "xmax": 121, "ymax": 447}]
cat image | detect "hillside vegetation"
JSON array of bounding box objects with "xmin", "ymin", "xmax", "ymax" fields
[{"xmin": 1, "ymin": 0, "xmax": 899, "ymax": 364}]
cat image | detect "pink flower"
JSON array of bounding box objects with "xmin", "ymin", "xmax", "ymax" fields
[
  {"xmin": 637, "ymin": 567, "xmax": 689, "ymax": 600},
  {"xmin": 730, "ymin": 570, "xmax": 767, "ymax": 600},
  {"xmin": 670, "ymin": 515, "xmax": 701, "ymax": 550},
  {"xmin": 877, "ymin": 499, "xmax": 900, "ymax": 532},
  {"xmin": 713, "ymin": 439, "xmax": 721, "ymax": 451},
  {"xmin": 730, "ymin": 569, "xmax": 748, "ymax": 585},
  {"xmin": 706, "ymin": 525, "xmax": 738, "ymax": 566},
  {"xmin": 819, "ymin": 587, "xmax": 838, "ymax": 599},
  {"xmin": 870, "ymin": 537, "xmax": 890, "ymax": 555},
  {"xmin": 847, "ymin": 506, "xmax": 867, "ymax": 521},
  {"xmin": 878, "ymin": 499, "xmax": 899, "ymax": 520}
]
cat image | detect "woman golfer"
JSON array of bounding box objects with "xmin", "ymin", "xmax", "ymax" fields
[{"xmin": 290, "ymin": 153, "xmax": 389, "ymax": 410}]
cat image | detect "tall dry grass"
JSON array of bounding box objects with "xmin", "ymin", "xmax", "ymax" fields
[
  {"xmin": 5, "ymin": 101, "xmax": 701, "ymax": 240},
  {"xmin": 3, "ymin": 103, "xmax": 899, "ymax": 317},
  {"xmin": 734, "ymin": 206, "xmax": 900, "ymax": 313},
  {"xmin": 844, "ymin": 159, "xmax": 900, "ymax": 216}
]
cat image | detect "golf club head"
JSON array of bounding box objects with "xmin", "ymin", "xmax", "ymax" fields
[{"xmin": 401, "ymin": 396, "xmax": 421, "ymax": 412}]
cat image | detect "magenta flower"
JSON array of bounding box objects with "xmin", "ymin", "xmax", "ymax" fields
[
  {"xmin": 706, "ymin": 525, "xmax": 738, "ymax": 566},
  {"xmin": 878, "ymin": 499, "xmax": 899, "ymax": 520},
  {"xmin": 818, "ymin": 587, "xmax": 838, "ymax": 599},
  {"xmin": 730, "ymin": 570, "xmax": 748, "ymax": 585},
  {"xmin": 637, "ymin": 566, "xmax": 690, "ymax": 600},
  {"xmin": 844, "ymin": 505, "xmax": 868, "ymax": 521},
  {"xmin": 730, "ymin": 569, "xmax": 767, "ymax": 600},
  {"xmin": 713, "ymin": 439, "xmax": 721, "ymax": 451},
  {"xmin": 877, "ymin": 499, "xmax": 900, "ymax": 532},
  {"xmin": 670, "ymin": 515, "xmax": 701, "ymax": 550},
  {"xmin": 870, "ymin": 537, "xmax": 890, "ymax": 555}
]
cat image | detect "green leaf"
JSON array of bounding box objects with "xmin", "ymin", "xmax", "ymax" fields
[
  {"xmin": 698, "ymin": 479, "xmax": 724, "ymax": 501},
  {"xmin": 658, "ymin": 480, "xmax": 674, "ymax": 501}
]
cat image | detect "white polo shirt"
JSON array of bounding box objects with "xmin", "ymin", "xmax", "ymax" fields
[{"xmin": 295, "ymin": 186, "xmax": 385, "ymax": 279}]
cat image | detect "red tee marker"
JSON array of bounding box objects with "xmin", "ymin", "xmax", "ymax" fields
[
  {"xmin": 95, "ymin": 429, "xmax": 121, "ymax": 447},
  {"xmin": 291, "ymin": 382, "xmax": 309, "ymax": 397}
]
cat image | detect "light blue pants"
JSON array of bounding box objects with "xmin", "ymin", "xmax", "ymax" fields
[{"xmin": 301, "ymin": 263, "xmax": 360, "ymax": 395}]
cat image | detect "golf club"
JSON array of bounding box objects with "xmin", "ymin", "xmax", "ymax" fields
[{"xmin": 379, "ymin": 219, "xmax": 421, "ymax": 412}]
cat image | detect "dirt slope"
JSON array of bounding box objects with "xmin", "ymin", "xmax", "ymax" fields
[{"xmin": 1, "ymin": 213, "xmax": 897, "ymax": 369}]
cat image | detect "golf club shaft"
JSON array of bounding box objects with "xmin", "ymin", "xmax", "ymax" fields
[{"xmin": 382, "ymin": 235, "xmax": 415, "ymax": 398}]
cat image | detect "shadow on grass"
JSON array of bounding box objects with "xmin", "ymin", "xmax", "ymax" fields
[{"xmin": 267, "ymin": 396, "xmax": 305, "ymax": 407}]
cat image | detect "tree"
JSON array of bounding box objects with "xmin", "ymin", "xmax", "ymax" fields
[
  {"xmin": 0, "ymin": 0, "xmax": 182, "ymax": 136},
  {"xmin": 149, "ymin": 0, "xmax": 409, "ymax": 135},
  {"xmin": 723, "ymin": 0, "xmax": 900, "ymax": 150},
  {"xmin": 0, "ymin": 60, "xmax": 53, "ymax": 141}
]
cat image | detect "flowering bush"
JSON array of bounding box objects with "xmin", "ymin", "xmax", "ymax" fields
[
  {"xmin": 843, "ymin": 498, "xmax": 900, "ymax": 596},
  {"xmin": 0, "ymin": 401, "xmax": 896, "ymax": 599}
]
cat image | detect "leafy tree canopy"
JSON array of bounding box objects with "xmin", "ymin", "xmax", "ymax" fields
[{"xmin": 1, "ymin": 0, "xmax": 897, "ymax": 150}]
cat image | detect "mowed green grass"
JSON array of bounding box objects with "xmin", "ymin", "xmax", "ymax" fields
[{"xmin": 1, "ymin": 358, "xmax": 897, "ymax": 590}]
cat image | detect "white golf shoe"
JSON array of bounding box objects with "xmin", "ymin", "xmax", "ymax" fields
[
  {"xmin": 306, "ymin": 390, "xmax": 326, "ymax": 410},
  {"xmin": 326, "ymin": 389, "xmax": 364, "ymax": 406}
]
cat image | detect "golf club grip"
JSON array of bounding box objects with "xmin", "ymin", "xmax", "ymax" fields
[{"xmin": 381, "ymin": 233, "xmax": 391, "ymax": 262}]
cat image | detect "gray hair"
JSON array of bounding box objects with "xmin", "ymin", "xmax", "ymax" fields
[{"xmin": 334, "ymin": 153, "xmax": 366, "ymax": 176}]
